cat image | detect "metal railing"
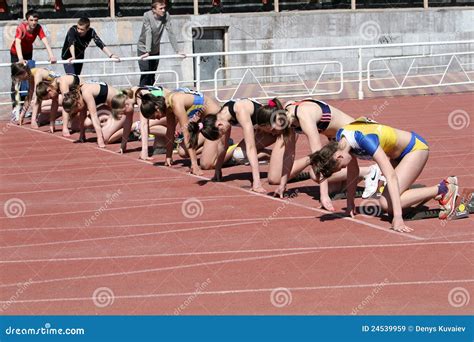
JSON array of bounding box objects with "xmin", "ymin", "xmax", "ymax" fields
[
  {"xmin": 367, "ymin": 51, "xmax": 474, "ymax": 91},
  {"xmin": 1, "ymin": 39, "xmax": 473, "ymax": 108},
  {"xmin": 213, "ymin": 61, "xmax": 344, "ymax": 102}
]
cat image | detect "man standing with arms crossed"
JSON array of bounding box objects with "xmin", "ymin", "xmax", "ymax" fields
[{"xmin": 137, "ymin": 0, "xmax": 182, "ymax": 86}]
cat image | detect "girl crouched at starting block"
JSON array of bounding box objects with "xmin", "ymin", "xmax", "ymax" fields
[
  {"xmin": 309, "ymin": 117, "xmax": 458, "ymax": 233},
  {"xmin": 111, "ymin": 86, "xmax": 168, "ymax": 159},
  {"xmin": 255, "ymin": 98, "xmax": 383, "ymax": 210},
  {"xmin": 187, "ymin": 98, "xmax": 275, "ymax": 189},
  {"xmin": 62, "ymin": 81, "xmax": 133, "ymax": 151},
  {"xmin": 138, "ymin": 87, "xmax": 221, "ymax": 176},
  {"xmin": 35, "ymin": 74, "xmax": 81, "ymax": 136}
]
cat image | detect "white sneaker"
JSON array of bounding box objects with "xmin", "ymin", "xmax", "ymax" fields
[
  {"xmin": 11, "ymin": 107, "xmax": 20, "ymax": 122},
  {"xmin": 363, "ymin": 164, "xmax": 382, "ymax": 199}
]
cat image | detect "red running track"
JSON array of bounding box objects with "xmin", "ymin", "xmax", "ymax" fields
[{"xmin": 0, "ymin": 93, "xmax": 472, "ymax": 315}]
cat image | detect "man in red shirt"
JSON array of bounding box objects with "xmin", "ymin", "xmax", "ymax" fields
[
  {"xmin": 10, "ymin": 9, "xmax": 56, "ymax": 64},
  {"xmin": 10, "ymin": 9, "xmax": 56, "ymax": 107}
]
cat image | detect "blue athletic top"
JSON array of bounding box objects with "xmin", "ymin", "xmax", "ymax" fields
[{"xmin": 335, "ymin": 118, "xmax": 398, "ymax": 160}]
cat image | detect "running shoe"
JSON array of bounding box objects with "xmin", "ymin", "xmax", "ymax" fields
[
  {"xmin": 11, "ymin": 107, "xmax": 20, "ymax": 122},
  {"xmin": 435, "ymin": 176, "xmax": 457, "ymax": 201},
  {"xmin": 362, "ymin": 164, "xmax": 382, "ymax": 199},
  {"xmin": 438, "ymin": 178, "xmax": 459, "ymax": 220}
]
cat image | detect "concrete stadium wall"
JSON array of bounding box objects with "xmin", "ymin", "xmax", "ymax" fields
[{"xmin": 0, "ymin": 7, "xmax": 473, "ymax": 101}]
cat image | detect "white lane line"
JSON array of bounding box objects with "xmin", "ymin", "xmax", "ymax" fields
[
  {"xmin": 0, "ymin": 220, "xmax": 263, "ymax": 249},
  {"xmin": 0, "ymin": 215, "xmax": 314, "ymax": 232},
  {"xmin": 1, "ymin": 240, "xmax": 471, "ymax": 264},
  {"xmin": 0, "ymin": 198, "xmax": 220, "ymax": 219},
  {"xmin": 1, "ymin": 161, "xmax": 140, "ymax": 176},
  {"xmin": 0, "ymin": 250, "xmax": 316, "ymax": 288},
  {"xmin": 0, "ymin": 178, "xmax": 184, "ymax": 195},
  {"xmin": 2, "ymin": 279, "xmax": 473, "ymax": 303}
]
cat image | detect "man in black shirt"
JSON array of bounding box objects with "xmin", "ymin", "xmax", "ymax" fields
[{"xmin": 61, "ymin": 17, "xmax": 119, "ymax": 75}]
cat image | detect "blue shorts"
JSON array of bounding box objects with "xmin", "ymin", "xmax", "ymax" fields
[{"xmin": 395, "ymin": 132, "xmax": 429, "ymax": 162}]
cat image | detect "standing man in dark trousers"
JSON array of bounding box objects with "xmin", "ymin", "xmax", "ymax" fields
[
  {"xmin": 61, "ymin": 17, "xmax": 120, "ymax": 75},
  {"xmin": 137, "ymin": 0, "xmax": 181, "ymax": 87}
]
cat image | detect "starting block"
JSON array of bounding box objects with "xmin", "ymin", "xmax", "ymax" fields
[
  {"xmin": 449, "ymin": 189, "xmax": 474, "ymax": 220},
  {"xmin": 288, "ymin": 171, "xmax": 311, "ymax": 183},
  {"xmin": 330, "ymin": 187, "xmax": 364, "ymax": 200},
  {"xmin": 404, "ymin": 189, "xmax": 473, "ymax": 221}
]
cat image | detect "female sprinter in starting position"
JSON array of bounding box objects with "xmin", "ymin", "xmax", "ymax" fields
[
  {"xmin": 139, "ymin": 87, "xmax": 220, "ymax": 175},
  {"xmin": 11, "ymin": 62, "xmax": 62, "ymax": 127},
  {"xmin": 309, "ymin": 117, "xmax": 458, "ymax": 232},
  {"xmin": 35, "ymin": 74, "xmax": 81, "ymax": 135},
  {"xmin": 62, "ymin": 81, "xmax": 133, "ymax": 151},
  {"xmin": 255, "ymin": 98, "xmax": 382, "ymax": 210},
  {"xmin": 187, "ymin": 98, "xmax": 276, "ymax": 191},
  {"xmin": 110, "ymin": 86, "xmax": 168, "ymax": 159}
]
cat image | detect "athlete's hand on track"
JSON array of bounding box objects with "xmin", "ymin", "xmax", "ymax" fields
[
  {"xmin": 165, "ymin": 157, "xmax": 174, "ymax": 167},
  {"xmin": 139, "ymin": 155, "xmax": 154, "ymax": 161},
  {"xmin": 251, "ymin": 183, "xmax": 266, "ymax": 193},
  {"xmin": 190, "ymin": 165, "xmax": 203, "ymax": 176},
  {"xmin": 273, "ymin": 186, "xmax": 286, "ymax": 199},
  {"xmin": 320, "ymin": 196, "xmax": 335, "ymax": 212},
  {"xmin": 391, "ymin": 217, "xmax": 413, "ymax": 233}
]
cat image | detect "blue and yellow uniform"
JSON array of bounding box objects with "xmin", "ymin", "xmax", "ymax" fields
[
  {"xmin": 30, "ymin": 68, "xmax": 61, "ymax": 81},
  {"xmin": 335, "ymin": 117, "xmax": 429, "ymax": 161},
  {"xmin": 169, "ymin": 87, "xmax": 205, "ymax": 120}
]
